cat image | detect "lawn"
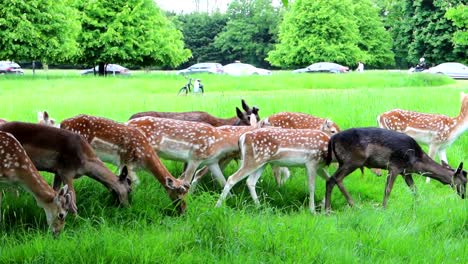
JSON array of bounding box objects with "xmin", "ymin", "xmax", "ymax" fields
[{"xmin": 0, "ymin": 71, "xmax": 467, "ymax": 263}]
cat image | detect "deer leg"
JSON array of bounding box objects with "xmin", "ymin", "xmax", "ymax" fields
[
  {"xmin": 438, "ymin": 148, "xmax": 448, "ymax": 164},
  {"xmin": 52, "ymin": 174, "xmax": 63, "ymax": 191},
  {"xmin": 382, "ymin": 169, "xmax": 399, "ymax": 208},
  {"xmin": 246, "ymin": 166, "xmax": 266, "ymax": 205},
  {"xmin": 403, "ymin": 174, "xmax": 417, "ymax": 194},
  {"xmin": 216, "ymin": 163, "xmax": 264, "ymax": 207},
  {"xmin": 325, "ymin": 165, "xmax": 356, "ymax": 213},
  {"xmin": 180, "ymin": 160, "xmax": 202, "ymax": 185},
  {"xmin": 317, "ymin": 167, "xmax": 330, "ymax": 210},
  {"xmin": 122, "ymin": 164, "xmax": 139, "ymax": 186},
  {"xmin": 306, "ymin": 163, "xmax": 318, "ymax": 214},
  {"xmin": 426, "ymin": 145, "xmax": 440, "ymax": 183},
  {"xmin": 191, "ymin": 163, "xmax": 226, "ymax": 192}
]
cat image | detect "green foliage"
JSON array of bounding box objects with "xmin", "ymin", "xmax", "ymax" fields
[
  {"xmin": 446, "ymin": 4, "xmax": 468, "ymax": 53},
  {"xmin": 77, "ymin": 0, "xmax": 191, "ymax": 68},
  {"xmin": 176, "ymin": 12, "xmax": 228, "ymax": 67},
  {"xmin": 0, "ymin": 0, "xmax": 80, "ymax": 63},
  {"xmin": 214, "ymin": 0, "xmax": 281, "ymax": 68},
  {"xmin": 268, "ymin": 0, "xmax": 363, "ymax": 68},
  {"xmin": 353, "ymin": 0, "xmax": 395, "ymax": 68}
]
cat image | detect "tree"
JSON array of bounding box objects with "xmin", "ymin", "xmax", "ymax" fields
[
  {"xmin": 77, "ymin": 0, "xmax": 191, "ymax": 75},
  {"xmin": 176, "ymin": 12, "xmax": 228, "ymax": 67},
  {"xmin": 353, "ymin": 0, "xmax": 395, "ymax": 68},
  {"xmin": 268, "ymin": 0, "xmax": 361, "ymax": 68},
  {"xmin": 446, "ymin": 4, "xmax": 468, "ymax": 48},
  {"xmin": 214, "ymin": 0, "xmax": 281, "ymax": 68},
  {"xmin": 0, "ymin": 0, "xmax": 80, "ymax": 66}
]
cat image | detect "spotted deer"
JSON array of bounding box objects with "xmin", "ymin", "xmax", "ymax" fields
[
  {"xmin": 129, "ymin": 99, "xmax": 260, "ymax": 126},
  {"xmin": 126, "ymin": 113, "xmax": 258, "ymax": 191},
  {"xmin": 324, "ymin": 127, "xmax": 467, "ymax": 213},
  {"xmin": 38, "ymin": 113, "xmax": 190, "ymax": 213},
  {"xmin": 215, "ymin": 128, "xmax": 331, "ymax": 213},
  {"xmin": 0, "ymin": 131, "xmax": 72, "ymax": 236},
  {"xmin": 259, "ymin": 111, "xmax": 341, "ymax": 185},
  {"xmin": 378, "ymin": 92, "xmax": 468, "ymax": 183},
  {"xmin": 0, "ymin": 122, "xmax": 131, "ymax": 214}
]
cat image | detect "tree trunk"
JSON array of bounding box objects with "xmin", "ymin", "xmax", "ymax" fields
[{"xmin": 98, "ymin": 62, "xmax": 105, "ymax": 76}]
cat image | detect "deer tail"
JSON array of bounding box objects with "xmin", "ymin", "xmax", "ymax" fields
[{"xmin": 325, "ymin": 136, "xmax": 334, "ymax": 166}]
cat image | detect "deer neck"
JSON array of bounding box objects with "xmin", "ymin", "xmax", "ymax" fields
[
  {"xmin": 412, "ymin": 154, "xmax": 453, "ymax": 185},
  {"xmin": 450, "ymin": 99, "xmax": 468, "ymax": 140},
  {"xmin": 220, "ymin": 116, "xmax": 239, "ymax": 126},
  {"xmin": 21, "ymin": 174, "xmax": 56, "ymax": 206},
  {"xmin": 143, "ymin": 152, "xmax": 178, "ymax": 187}
]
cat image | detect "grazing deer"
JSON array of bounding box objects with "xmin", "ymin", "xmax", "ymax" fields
[
  {"xmin": 128, "ymin": 99, "xmax": 260, "ymax": 126},
  {"xmin": 38, "ymin": 113, "xmax": 190, "ymax": 213},
  {"xmin": 0, "ymin": 131, "xmax": 72, "ymax": 236},
  {"xmin": 259, "ymin": 112, "xmax": 341, "ymax": 185},
  {"xmin": 126, "ymin": 113, "xmax": 258, "ymax": 190},
  {"xmin": 0, "ymin": 122, "xmax": 132, "ymax": 214},
  {"xmin": 378, "ymin": 92, "xmax": 468, "ymax": 183},
  {"xmin": 215, "ymin": 128, "xmax": 331, "ymax": 213},
  {"xmin": 324, "ymin": 127, "xmax": 467, "ymax": 213}
]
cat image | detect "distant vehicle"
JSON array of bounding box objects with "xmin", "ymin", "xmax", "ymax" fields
[
  {"xmin": 0, "ymin": 61, "xmax": 24, "ymax": 74},
  {"xmin": 177, "ymin": 63, "xmax": 224, "ymax": 75},
  {"xmin": 425, "ymin": 62, "xmax": 468, "ymax": 80},
  {"xmin": 292, "ymin": 62, "xmax": 349, "ymax": 74},
  {"xmin": 81, "ymin": 64, "xmax": 130, "ymax": 75},
  {"xmin": 223, "ymin": 62, "xmax": 271, "ymax": 76}
]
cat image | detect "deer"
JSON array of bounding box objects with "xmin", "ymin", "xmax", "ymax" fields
[
  {"xmin": 0, "ymin": 131, "xmax": 73, "ymax": 236},
  {"xmin": 0, "ymin": 121, "xmax": 132, "ymax": 214},
  {"xmin": 259, "ymin": 111, "xmax": 341, "ymax": 186},
  {"xmin": 126, "ymin": 113, "xmax": 259, "ymax": 191},
  {"xmin": 128, "ymin": 99, "xmax": 260, "ymax": 126},
  {"xmin": 378, "ymin": 92, "xmax": 468, "ymax": 183},
  {"xmin": 38, "ymin": 112, "xmax": 190, "ymax": 213},
  {"xmin": 324, "ymin": 127, "xmax": 467, "ymax": 213},
  {"xmin": 215, "ymin": 128, "xmax": 332, "ymax": 213}
]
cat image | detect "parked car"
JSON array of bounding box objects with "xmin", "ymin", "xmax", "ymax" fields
[
  {"xmin": 177, "ymin": 63, "xmax": 224, "ymax": 75},
  {"xmin": 425, "ymin": 62, "xmax": 468, "ymax": 80},
  {"xmin": 0, "ymin": 61, "xmax": 24, "ymax": 74},
  {"xmin": 292, "ymin": 62, "xmax": 349, "ymax": 74},
  {"xmin": 223, "ymin": 62, "xmax": 271, "ymax": 76},
  {"xmin": 81, "ymin": 64, "xmax": 130, "ymax": 75}
]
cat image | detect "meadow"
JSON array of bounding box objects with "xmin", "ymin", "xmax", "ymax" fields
[{"xmin": 0, "ymin": 70, "xmax": 467, "ymax": 263}]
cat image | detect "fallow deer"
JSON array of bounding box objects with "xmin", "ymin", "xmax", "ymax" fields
[
  {"xmin": 215, "ymin": 128, "xmax": 331, "ymax": 213},
  {"xmin": 0, "ymin": 122, "xmax": 132, "ymax": 214},
  {"xmin": 259, "ymin": 111, "xmax": 341, "ymax": 185},
  {"xmin": 39, "ymin": 113, "xmax": 190, "ymax": 213},
  {"xmin": 324, "ymin": 127, "xmax": 467, "ymax": 213},
  {"xmin": 378, "ymin": 92, "xmax": 468, "ymax": 183},
  {"xmin": 0, "ymin": 131, "xmax": 72, "ymax": 236},
  {"xmin": 128, "ymin": 99, "xmax": 260, "ymax": 126},
  {"xmin": 126, "ymin": 113, "xmax": 258, "ymax": 191}
]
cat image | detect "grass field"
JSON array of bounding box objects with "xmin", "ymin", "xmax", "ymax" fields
[{"xmin": 0, "ymin": 71, "xmax": 467, "ymax": 263}]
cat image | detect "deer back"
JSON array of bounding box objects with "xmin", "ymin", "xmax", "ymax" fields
[{"xmin": 260, "ymin": 112, "xmax": 340, "ymax": 135}]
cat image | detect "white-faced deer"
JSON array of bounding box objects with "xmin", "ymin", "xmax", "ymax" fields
[
  {"xmin": 215, "ymin": 128, "xmax": 331, "ymax": 213},
  {"xmin": 128, "ymin": 99, "xmax": 260, "ymax": 126},
  {"xmin": 38, "ymin": 113, "xmax": 190, "ymax": 213},
  {"xmin": 0, "ymin": 122, "xmax": 132, "ymax": 214},
  {"xmin": 0, "ymin": 131, "xmax": 72, "ymax": 236},
  {"xmin": 259, "ymin": 111, "xmax": 341, "ymax": 185},
  {"xmin": 378, "ymin": 92, "xmax": 468, "ymax": 183},
  {"xmin": 126, "ymin": 114, "xmax": 258, "ymax": 191},
  {"xmin": 324, "ymin": 127, "xmax": 467, "ymax": 213}
]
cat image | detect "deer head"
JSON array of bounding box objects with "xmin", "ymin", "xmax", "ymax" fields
[
  {"xmin": 45, "ymin": 184, "xmax": 73, "ymax": 237},
  {"xmin": 165, "ymin": 178, "xmax": 191, "ymax": 213},
  {"xmin": 110, "ymin": 166, "xmax": 132, "ymax": 206},
  {"xmin": 451, "ymin": 162, "xmax": 467, "ymax": 199},
  {"xmin": 37, "ymin": 111, "xmax": 58, "ymax": 127}
]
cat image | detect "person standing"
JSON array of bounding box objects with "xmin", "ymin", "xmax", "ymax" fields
[{"xmin": 356, "ymin": 61, "xmax": 364, "ymax": 72}]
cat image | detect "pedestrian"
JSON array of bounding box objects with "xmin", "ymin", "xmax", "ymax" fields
[{"xmin": 356, "ymin": 61, "xmax": 364, "ymax": 72}]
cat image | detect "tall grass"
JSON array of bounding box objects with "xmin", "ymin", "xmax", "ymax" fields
[{"xmin": 0, "ymin": 71, "xmax": 466, "ymax": 263}]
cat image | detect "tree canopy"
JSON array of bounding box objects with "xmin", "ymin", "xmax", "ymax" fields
[
  {"xmin": 0, "ymin": 0, "xmax": 80, "ymax": 63},
  {"xmin": 77, "ymin": 0, "xmax": 191, "ymax": 71},
  {"xmin": 446, "ymin": 4, "xmax": 468, "ymax": 49}
]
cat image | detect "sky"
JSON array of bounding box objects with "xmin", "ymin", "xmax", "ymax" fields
[{"xmin": 154, "ymin": 0, "xmax": 232, "ymax": 13}]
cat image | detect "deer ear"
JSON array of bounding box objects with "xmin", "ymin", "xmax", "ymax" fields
[
  {"xmin": 236, "ymin": 107, "xmax": 244, "ymax": 120},
  {"xmin": 58, "ymin": 184, "xmax": 69, "ymax": 196},
  {"xmin": 119, "ymin": 166, "xmax": 128, "ymax": 182},
  {"xmin": 456, "ymin": 162, "xmax": 464, "ymax": 174},
  {"xmin": 166, "ymin": 178, "xmax": 175, "ymax": 190},
  {"xmin": 241, "ymin": 99, "xmax": 250, "ymax": 111}
]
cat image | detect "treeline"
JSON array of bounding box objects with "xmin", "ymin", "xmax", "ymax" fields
[{"xmin": 0, "ymin": 0, "xmax": 466, "ymax": 72}]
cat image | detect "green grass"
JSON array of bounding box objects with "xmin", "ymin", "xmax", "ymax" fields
[{"xmin": 0, "ymin": 71, "xmax": 467, "ymax": 263}]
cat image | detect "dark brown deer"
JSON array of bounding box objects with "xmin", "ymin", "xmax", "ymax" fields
[
  {"xmin": 0, "ymin": 122, "xmax": 132, "ymax": 214},
  {"xmin": 38, "ymin": 113, "xmax": 190, "ymax": 213},
  {"xmin": 324, "ymin": 127, "xmax": 467, "ymax": 213},
  {"xmin": 0, "ymin": 131, "xmax": 72, "ymax": 236},
  {"xmin": 128, "ymin": 99, "xmax": 260, "ymax": 126}
]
